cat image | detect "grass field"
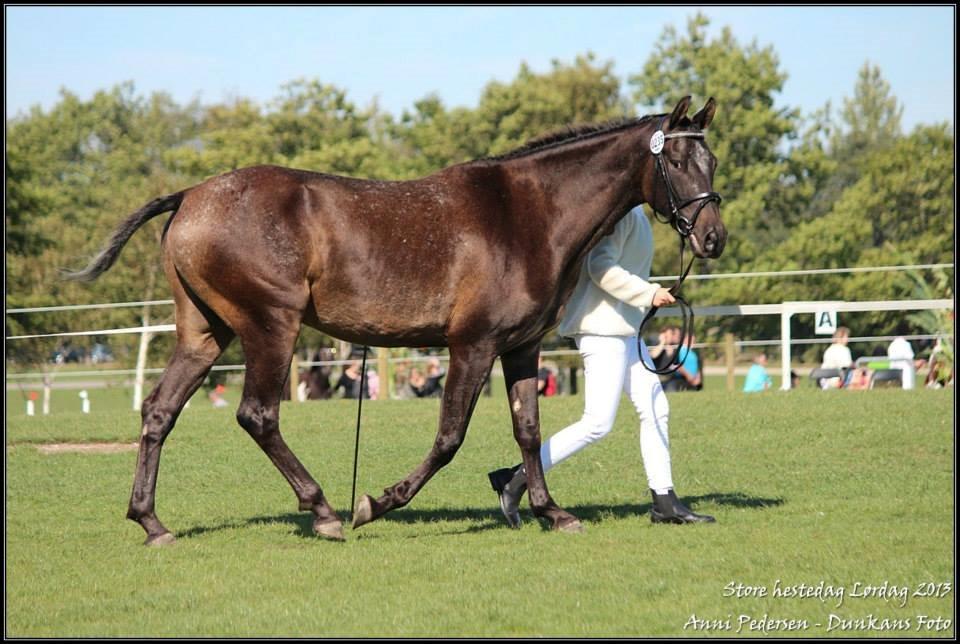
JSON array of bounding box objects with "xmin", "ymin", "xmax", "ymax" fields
[{"xmin": 6, "ymin": 386, "xmax": 955, "ymax": 637}]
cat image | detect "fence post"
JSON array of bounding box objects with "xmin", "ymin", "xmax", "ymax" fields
[
  {"xmin": 724, "ymin": 333, "xmax": 736, "ymax": 392},
  {"xmin": 377, "ymin": 348, "xmax": 390, "ymax": 400},
  {"xmin": 781, "ymin": 308, "xmax": 793, "ymax": 390},
  {"xmin": 42, "ymin": 373, "xmax": 51, "ymax": 415},
  {"xmin": 289, "ymin": 352, "xmax": 300, "ymax": 402},
  {"xmin": 133, "ymin": 326, "xmax": 153, "ymax": 411}
]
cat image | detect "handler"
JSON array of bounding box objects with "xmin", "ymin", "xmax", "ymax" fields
[{"xmin": 487, "ymin": 205, "xmax": 715, "ymax": 528}]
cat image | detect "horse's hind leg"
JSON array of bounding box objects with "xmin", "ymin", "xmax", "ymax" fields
[
  {"xmin": 501, "ymin": 342, "xmax": 582, "ymax": 532},
  {"xmin": 234, "ymin": 309, "xmax": 345, "ymax": 541},
  {"xmin": 353, "ymin": 344, "xmax": 495, "ymax": 528},
  {"xmin": 128, "ymin": 293, "xmax": 234, "ymax": 546}
]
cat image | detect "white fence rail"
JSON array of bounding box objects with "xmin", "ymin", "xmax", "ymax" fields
[
  {"xmin": 7, "ymin": 299, "xmax": 953, "ymax": 408},
  {"xmin": 6, "ymin": 263, "xmax": 952, "ymax": 316}
]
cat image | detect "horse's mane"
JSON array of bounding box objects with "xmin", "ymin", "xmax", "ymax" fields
[{"xmin": 484, "ymin": 113, "xmax": 663, "ymax": 161}]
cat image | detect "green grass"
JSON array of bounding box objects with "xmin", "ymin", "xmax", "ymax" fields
[{"xmin": 6, "ymin": 387, "xmax": 955, "ymax": 637}]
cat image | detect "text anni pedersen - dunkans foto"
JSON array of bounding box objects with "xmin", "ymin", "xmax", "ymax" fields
[{"xmin": 682, "ymin": 580, "xmax": 953, "ymax": 634}]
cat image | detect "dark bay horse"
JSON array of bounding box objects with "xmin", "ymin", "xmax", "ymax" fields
[{"xmin": 69, "ymin": 96, "xmax": 726, "ymax": 545}]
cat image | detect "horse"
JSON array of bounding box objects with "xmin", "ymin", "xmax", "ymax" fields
[{"xmin": 68, "ymin": 96, "xmax": 726, "ymax": 545}]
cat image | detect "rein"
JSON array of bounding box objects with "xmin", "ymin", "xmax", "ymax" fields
[
  {"xmin": 349, "ymin": 346, "xmax": 369, "ymax": 521},
  {"xmin": 639, "ymin": 117, "xmax": 721, "ymax": 376}
]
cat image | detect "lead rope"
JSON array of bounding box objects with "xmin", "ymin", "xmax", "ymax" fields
[
  {"xmin": 639, "ymin": 234, "xmax": 697, "ymax": 376},
  {"xmin": 349, "ymin": 346, "xmax": 369, "ymax": 521}
]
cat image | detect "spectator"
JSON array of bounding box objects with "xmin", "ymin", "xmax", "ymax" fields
[
  {"xmin": 664, "ymin": 332, "xmax": 702, "ymax": 392},
  {"xmin": 537, "ymin": 356, "xmax": 558, "ymax": 397},
  {"xmin": 650, "ymin": 325, "xmax": 681, "ymax": 372},
  {"xmin": 393, "ymin": 361, "xmax": 416, "ymax": 400},
  {"xmin": 209, "ymin": 384, "xmax": 229, "ymax": 408},
  {"xmin": 742, "ymin": 353, "xmax": 772, "ymax": 392},
  {"xmin": 403, "ymin": 367, "xmax": 426, "ymax": 399},
  {"xmin": 820, "ymin": 327, "xmax": 854, "ymax": 388},
  {"xmin": 847, "ymin": 367, "xmax": 872, "ymax": 390},
  {"xmin": 299, "ymin": 349, "xmax": 334, "ymax": 400},
  {"xmin": 412, "ymin": 358, "xmax": 446, "ymax": 398},
  {"xmin": 335, "ymin": 360, "xmax": 368, "ymax": 399},
  {"xmin": 887, "ymin": 336, "xmax": 916, "ymax": 390},
  {"xmin": 924, "ymin": 337, "xmax": 953, "ymax": 388},
  {"xmin": 367, "ymin": 369, "xmax": 380, "ymax": 400}
]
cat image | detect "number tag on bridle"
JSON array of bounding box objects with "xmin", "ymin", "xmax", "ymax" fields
[{"xmin": 650, "ymin": 130, "xmax": 665, "ymax": 155}]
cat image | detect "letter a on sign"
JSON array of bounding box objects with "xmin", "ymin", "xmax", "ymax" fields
[{"xmin": 815, "ymin": 309, "xmax": 837, "ymax": 335}]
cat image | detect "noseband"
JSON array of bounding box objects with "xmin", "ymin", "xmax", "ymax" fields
[{"xmin": 640, "ymin": 117, "xmax": 722, "ymax": 376}]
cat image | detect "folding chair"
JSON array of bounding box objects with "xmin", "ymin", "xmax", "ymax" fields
[
  {"xmin": 869, "ymin": 368, "xmax": 903, "ymax": 389},
  {"xmin": 809, "ymin": 367, "xmax": 845, "ymax": 390}
]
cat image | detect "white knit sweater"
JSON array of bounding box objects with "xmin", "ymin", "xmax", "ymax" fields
[{"xmin": 558, "ymin": 206, "xmax": 661, "ymax": 338}]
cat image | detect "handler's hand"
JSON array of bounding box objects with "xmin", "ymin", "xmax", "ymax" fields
[{"xmin": 652, "ymin": 288, "xmax": 676, "ymax": 307}]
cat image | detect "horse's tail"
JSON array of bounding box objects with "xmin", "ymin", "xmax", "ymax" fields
[{"xmin": 63, "ymin": 191, "xmax": 186, "ymax": 282}]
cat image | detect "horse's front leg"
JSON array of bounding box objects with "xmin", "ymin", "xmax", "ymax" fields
[
  {"xmin": 352, "ymin": 344, "xmax": 495, "ymax": 528},
  {"xmin": 500, "ymin": 342, "xmax": 583, "ymax": 532}
]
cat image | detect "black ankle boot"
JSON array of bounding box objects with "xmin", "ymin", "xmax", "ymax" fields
[
  {"xmin": 488, "ymin": 464, "xmax": 526, "ymax": 528},
  {"xmin": 650, "ymin": 489, "xmax": 716, "ymax": 524}
]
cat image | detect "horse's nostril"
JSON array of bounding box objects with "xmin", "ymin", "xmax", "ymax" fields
[{"xmin": 704, "ymin": 231, "xmax": 717, "ymax": 251}]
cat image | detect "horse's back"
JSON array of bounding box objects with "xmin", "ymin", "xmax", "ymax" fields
[{"xmin": 165, "ymin": 163, "xmax": 543, "ymax": 347}]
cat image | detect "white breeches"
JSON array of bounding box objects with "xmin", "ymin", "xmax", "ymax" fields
[{"xmin": 540, "ymin": 334, "xmax": 674, "ymax": 492}]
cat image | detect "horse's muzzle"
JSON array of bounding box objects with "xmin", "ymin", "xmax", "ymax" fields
[{"xmin": 690, "ymin": 224, "xmax": 726, "ymax": 259}]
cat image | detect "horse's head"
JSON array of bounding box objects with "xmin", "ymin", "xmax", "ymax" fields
[{"xmin": 644, "ymin": 96, "xmax": 726, "ymax": 259}]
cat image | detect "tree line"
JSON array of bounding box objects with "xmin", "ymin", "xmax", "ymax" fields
[{"xmin": 6, "ymin": 15, "xmax": 954, "ymax": 370}]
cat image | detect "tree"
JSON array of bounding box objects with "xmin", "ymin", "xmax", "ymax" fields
[
  {"xmin": 6, "ymin": 83, "xmax": 202, "ymax": 372},
  {"xmin": 392, "ymin": 95, "xmax": 483, "ymax": 177},
  {"xmin": 710, "ymin": 124, "xmax": 954, "ymax": 349},
  {"xmin": 475, "ymin": 53, "xmax": 629, "ymax": 156},
  {"xmin": 832, "ymin": 62, "xmax": 903, "ymax": 162},
  {"xmin": 628, "ymin": 13, "xmax": 799, "ymax": 279}
]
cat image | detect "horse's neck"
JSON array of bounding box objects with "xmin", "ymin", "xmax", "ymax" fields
[{"xmin": 518, "ymin": 126, "xmax": 651, "ymax": 263}]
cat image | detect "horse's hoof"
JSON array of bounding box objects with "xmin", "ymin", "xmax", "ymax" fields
[
  {"xmin": 314, "ymin": 519, "xmax": 345, "ymax": 542},
  {"xmin": 352, "ymin": 494, "xmax": 375, "ymax": 529},
  {"xmin": 144, "ymin": 532, "xmax": 176, "ymax": 547},
  {"xmin": 556, "ymin": 518, "xmax": 585, "ymax": 534}
]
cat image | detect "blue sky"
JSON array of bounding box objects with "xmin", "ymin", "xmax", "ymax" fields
[{"xmin": 5, "ymin": 6, "xmax": 955, "ymax": 132}]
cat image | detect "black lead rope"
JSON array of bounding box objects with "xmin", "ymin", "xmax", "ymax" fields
[
  {"xmin": 349, "ymin": 346, "xmax": 369, "ymax": 520},
  {"xmin": 639, "ymin": 236, "xmax": 697, "ymax": 376}
]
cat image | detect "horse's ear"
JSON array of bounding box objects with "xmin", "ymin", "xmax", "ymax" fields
[
  {"xmin": 691, "ymin": 97, "xmax": 717, "ymax": 130},
  {"xmin": 668, "ymin": 96, "xmax": 692, "ymax": 129}
]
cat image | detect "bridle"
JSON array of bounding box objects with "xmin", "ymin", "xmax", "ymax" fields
[{"xmin": 640, "ymin": 116, "xmax": 722, "ymax": 376}]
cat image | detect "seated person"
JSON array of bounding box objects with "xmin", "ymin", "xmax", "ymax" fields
[
  {"xmin": 411, "ymin": 358, "xmax": 446, "ymax": 398},
  {"xmin": 664, "ymin": 333, "xmax": 702, "ymax": 392},
  {"xmin": 923, "ymin": 338, "xmax": 953, "ymax": 388},
  {"xmin": 846, "ymin": 367, "xmax": 871, "ymax": 390},
  {"xmin": 820, "ymin": 327, "xmax": 853, "ymax": 388},
  {"xmin": 650, "ymin": 325, "xmax": 681, "ymax": 372},
  {"xmin": 335, "ymin": 360, "xmax": 368, "ymax": 399},
  {"xmin": 887, "ymin": 336, "xmax": 916, "ymax": 390},
  {"xmin": 743, "ymin": 353, "xmax": 772, "ymax": 392},
  {"xmin": 537, "ymin": 356, "xmax": 558, "ymax": 397}
]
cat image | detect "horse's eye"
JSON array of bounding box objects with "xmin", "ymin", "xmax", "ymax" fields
[{"xmin": 672, "ymin": 160, "xmax": 682, "ymax": 170}]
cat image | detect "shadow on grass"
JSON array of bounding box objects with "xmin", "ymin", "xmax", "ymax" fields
[
  {"xmin": 563, "ymin": 491, "xmax": 785, "ymax": 526},
  {"xmin": 175, "ymin": 491, "xmax": 784, "ymax": 541}
]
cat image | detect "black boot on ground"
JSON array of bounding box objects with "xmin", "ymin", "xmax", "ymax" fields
[
  {"xmin": 488, "ymin": 464, "xmax": 526, "ymax": 529},
  {"xmin": 650, "ymin": 489, "xmax": 716, "ymax": 524}
]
